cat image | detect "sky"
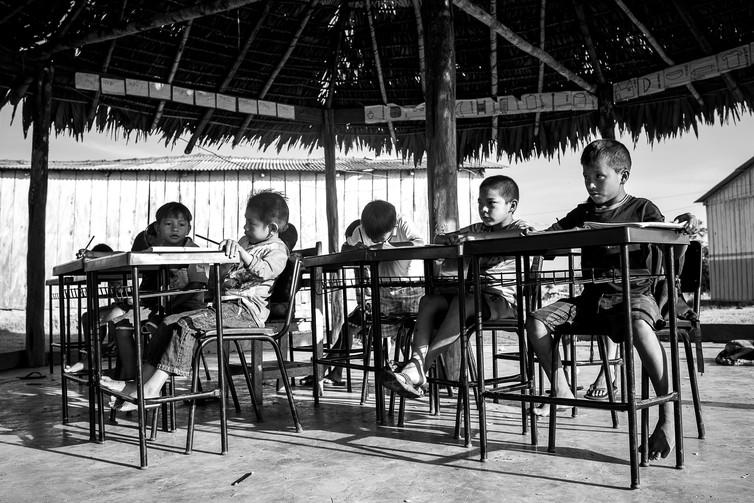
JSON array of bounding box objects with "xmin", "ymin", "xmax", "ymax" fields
[{"xmin": 1, "ymin": 105, "xmax": 753, "ymax": 229}]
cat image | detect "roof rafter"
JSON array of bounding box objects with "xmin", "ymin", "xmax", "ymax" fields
[
  {"xmin": 365, "ymin": 0, "xmax": 398, "ymax": 150},
  {"xmin": 87, "ymin": 0, "xmax": 128, "ymax": 126},
  {"xmin": 670, "ymin": 0, "xmax": 744, "ymax": 102},
  {"xmin": 411, "ymin": 0, "xmax": 426, "ymax": 95},
  {"xmin": 233, "ymin": 0, "xmax": 318, "ymax": 146},
  {"xmin": 612, "ymin": 0, "xmax": 704, "ymax": 106},
  {"xmin": 44, "ymin": 0, "xmax": 264, "ymax": 55},
  {"xmin": 150, "ymin": 20, "xmax": 194, "ymax": 131},
  {"xmin": 453, "ymin": 0, "xmax": 597, "ymax": 93},
  {"xmin": 533, "ymin": 0, "xmax": 546, "ymax": 137},
  {"xmin": 184, "ymin": 1, "xmax": 272, "ymax": 154},
  {"xmin": 325, "ymin": 1, "xmax": 348, "ymax": 109}
]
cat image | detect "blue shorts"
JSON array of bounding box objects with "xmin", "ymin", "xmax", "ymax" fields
[{"xmin": 530, "ymin": 293, "xmax": 661, "ymax": 342}]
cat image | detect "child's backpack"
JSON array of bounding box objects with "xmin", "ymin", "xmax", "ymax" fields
[{"xmin": 715, "ymin": 339, "xmax": 754, "ymax": 366}]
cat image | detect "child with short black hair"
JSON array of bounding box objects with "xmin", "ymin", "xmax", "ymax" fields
[
  {"xmin": 526, "ymin": 138, "xmax": 697, "ymax": 461},
  {"xmin": 346, "ymin": 200, "xmax": 425, "ymax": 338},
  {"xmin": 383, "ymin": 175, "xmax": 528, "ymax": 398},
  {"xmin": 101, "ymin": 191, "xmax": 291, "ymax": 409}
]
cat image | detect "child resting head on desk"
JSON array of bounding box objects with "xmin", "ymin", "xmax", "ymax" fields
[
  {"xmin": 525, "ymin": 138, "xmax": 698, "ymax": 462},
  {"xmin": 346, "ymin": 200, "xmax": 426, "ymax": 343},
  {"xmin": 101, "ymin": 191, "xmax": 290, "ymax": 410},
  {"xmin": 383, "ymin": 174, "xmax": 530, "ymax": 399}
]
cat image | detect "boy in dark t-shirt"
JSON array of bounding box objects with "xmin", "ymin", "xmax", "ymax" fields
[{"xmin": 526, "ymin": 139, "xmax": 697, "ymax": 463}]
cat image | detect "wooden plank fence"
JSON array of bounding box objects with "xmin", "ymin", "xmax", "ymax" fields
[{"xmin": 0, "ymin": 167, "xmax": 485, "ymax": 309}]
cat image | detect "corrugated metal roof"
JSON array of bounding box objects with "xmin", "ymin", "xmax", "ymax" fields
[
  {"xmin": 696, "ymin": 155, "xmax": 754, "ymax": 203},
  {"xmin": 0, "ymin": 155, "xmax": 504, "ymax": 173}
]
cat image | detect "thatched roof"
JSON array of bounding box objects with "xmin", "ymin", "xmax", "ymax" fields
[{"xmin": 1, "ymin": 0, "xmax": 753, "ymax": 162}]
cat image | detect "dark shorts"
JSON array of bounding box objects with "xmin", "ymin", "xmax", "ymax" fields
[{"xmin": 530, "ymin": 293, "xmax": 661, "ymax": 342}]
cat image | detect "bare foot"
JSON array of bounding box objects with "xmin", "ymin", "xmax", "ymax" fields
[
  {"xmin": 100, "ymin": 375, "xmax": 127, "ymax": 393},
  {"xmin": 64, "ymin": 361, "xmax": 85, "ymax": 373},
  {"xmin": 647, "ymin": 417, "xmax": 675, "ymax": 460},
  {"xmin": 533, "ymin": 389, "xmax": 574, "ymax": 417}
]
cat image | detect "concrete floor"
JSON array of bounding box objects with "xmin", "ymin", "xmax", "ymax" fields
[{"xmin": 0, "ymin": 342, "xmax": 752, "ymax": 502}]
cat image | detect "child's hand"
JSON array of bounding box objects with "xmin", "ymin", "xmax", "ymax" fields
[
  {"xmin": 437, "ymin": 233, "xmax": 465, "ymax": 245},
  {"xmin": 673, "ymin": 213, "xmax": 700, "ymax": 235},
  {"xmin": 220, "ymin": 239, "xmax": 243, "ymax": 261}
]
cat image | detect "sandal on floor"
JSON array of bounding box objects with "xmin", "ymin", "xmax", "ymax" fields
[
  {"xmin": 584, "ymin": 381, "xmax": 618, "ymax": 401},
  {"xmin": 383, "ymin": 370, "xmax": 424, "ymax": 399}
]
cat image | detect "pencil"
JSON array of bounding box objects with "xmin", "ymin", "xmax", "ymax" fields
[
  {"xmin": 231, "ymin": 472, "xmax": 252, "ymax": 486},
  {"xmin": 195, "ymin": 233, "xmax": 220, "ymax": 245}
]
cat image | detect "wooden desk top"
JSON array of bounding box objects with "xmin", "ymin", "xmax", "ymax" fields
[
  {"xmin": 462, "ymin": 226, "xmax": 689, "ymax": 256},
  {"xmin": 302, "ymin": 243, "xmax": 460, "ymax": 269},
  {"xmin": 84, "ymin": 249, "xmax": 238, "ymax": 272}
]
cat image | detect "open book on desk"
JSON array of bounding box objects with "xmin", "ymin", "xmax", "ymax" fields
[{"xmin": 583, "ymin": 221, "xmax": 684, "ymax": 230}]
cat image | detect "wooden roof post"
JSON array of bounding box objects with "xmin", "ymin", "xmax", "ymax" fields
[
  {"xmin": 26, "ymin": 65, "xmax": 53, "ymax": 367},
  {"xmin": 323, "ymin": 108, "xmax": 339, "ymax": 253},
  {"xmin": 424, "ymin": 0, "xmax": 458, "ymax": 238}
]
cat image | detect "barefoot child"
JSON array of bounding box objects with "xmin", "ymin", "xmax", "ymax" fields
[
  {"xmin": 526, "ymin": 139, "xmax": 697, "ymax": 461},
  {"xmin": 383, "ymin": 175, "xmax": 529, "ymax": 398},
  {"xmin": 101, "ymin": 192, "xmax": 290, "ymax": 409}
]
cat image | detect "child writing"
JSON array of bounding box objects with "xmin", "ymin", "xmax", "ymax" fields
[
  {"xmin": 383, "ymin": 175, "xmax": 528, "ymax": 398},
  {"xmin": 101, "ymin": 192, "xmax": 291, "ymax": 410},
  {"xmin": 526, "ymin": 139, "xmax": 697, "ymax": 461},
  {"xmin": 343, "ymin": 201, "xmax": 425, "ymax": 375}
]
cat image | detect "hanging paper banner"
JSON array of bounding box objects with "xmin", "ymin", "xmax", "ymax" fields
[
  {"xmin": 100, "ymin": 78, "xmax": 125, "ymax": 96},
  {"xmin": 194, "ymin": 90, "xmax": 216, "ymax": 108},
  {"xmin": 75, "ymin": 72, "xmax": 99, "ymax": 91},
  {"xmin": 238, "ymin": 98, "xmax": 258, "ymax": 114},
  {"xmin": 216, "ymin": 93, "xmax": 237, "ymax": 112},
  {"xmin": 149, "ymin": 82, "xmax": 171, "ymax": 100},
  {"xmin": 172, "ymin": 86, "xmax": 194, "ymax": 105},
  {"xmin": 614, "ymin": 42, "xmax": 754, "ymax": 102},
  {"xmin": 277, "ymin": 103, "xmax": 295, "ymax": 120},
  {"xmin": 125, "ymin": 79, "xmax": 149, "ymax": 97}
]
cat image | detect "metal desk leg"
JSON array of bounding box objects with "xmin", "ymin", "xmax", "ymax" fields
[
  {"xmin": 370, "ymin": 262, "xmax": 385, "ymax": 424},
  {"xmin": 58, "ymin": 277, "xmax": 70, "ymax": 424},
  {"xmin": 665, "ymin": 245, "xmax": 684, "ymax": 470},
  {"xmin": 214, "ymin": 264, "xmax": 228, "ymax": 455},
  {"xmin": 620, "ymin": 245, "xmax": 639, "ymax": 489}
]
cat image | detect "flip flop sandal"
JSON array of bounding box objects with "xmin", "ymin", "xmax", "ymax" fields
[
  {"xmin": 384, "ymin": 371, "xmax": 423, "ymax": 399},
  {"xmin": 18, "ymin": 371, "xmax": 45, "ymax": 380},
  {"xmin": 584, "ymin": 382, "xmax": 618, "ymax": 401}
]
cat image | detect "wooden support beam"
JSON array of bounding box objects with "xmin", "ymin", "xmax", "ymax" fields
[
  {"xmin": 26, "ymin": 65, "xmax": 53, "ymax": 367},
  {"xmin": 670, "ymin": 0, "xmax": 744, "ymax": 102},
  {"xmin": 150, "ymin": 20, "xmax": 193, "ymax": 131},
  {"xmin": 185, "ymin": 1, "xmax": 271, "ymax": 154},
  {"xmin": 612, "ymin": 0, "xmax": 704, "ymax": 106},
  {"xmin": 366, "ymin": 0, "xmax": 398, "ymax": 151},
  {"xmin": 412, "ymin": 0, "xmax": 426, "ymax": 95},
  {"xmin": 87, "ymin": 0, "xmax": 128, "ymax": 126},
  {"xmin": 233, "ymin": 0, "xmax": 317, "ymax": 146},
  {"xmin": 46, "ymin": 0, "xmax": 264, "ymax": 54},
  {"xmin": 453, "ymin": 0, "xmax": 597, "ymax": 93},
  {"xmin": 424, "ymin": 0, "xmax": 458, "ymax": 237},
  {"xmin": 533, "ymin": 0, "xmax": 546, "ymax": 137},
  {"xmin": 323, "ymin": 109, "xmax": 339, "ymax": 253}
]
